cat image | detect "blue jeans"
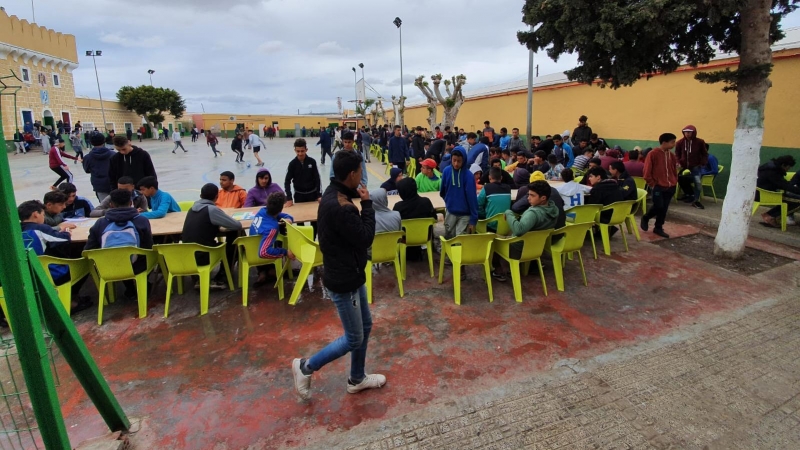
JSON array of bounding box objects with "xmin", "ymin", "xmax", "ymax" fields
[
  {"xmin": 690, "ymin": 167, "xmax": 703, "ymax": 202},
  {"xmin": 306, "ymin": 285, "xmax": 372, "ymax": 383}
]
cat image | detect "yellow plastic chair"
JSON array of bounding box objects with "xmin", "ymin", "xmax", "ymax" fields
[
  {"xmin": 624, "ymin": 189, "xmax": 649, "ymax": 242},
  {"xmin": 154, "ymin": 243, "xmax": 235, "ymax": 317},
  {"xmin": 476, "ymin": 213, "xmax": 511, "ymax": 235},
  {"xmin": 178, "ymin": 201, "xmax": 195, "ymax": 212},
  {"xmin": 366, "ymin": 231, "xmax": 405, "ymax": 303},
  {"xmin": 786, "ymin": 171, "xmax": 796, "ymax": 182},
  {"xmin": 83, "ymin": 247, "xmax": 158, "ymax": 325},
  {"xmin": 565, "ymin": 204, "xmax": 601, "ymax": 259},
  {"xmin": 595, "ymin": 200, "xmax": 637, "ymax": 256},
  {"xmin": 574, "ymin": 176, "xmax": 583, "ymax": 183},
  {"xmin": 400, "ymin": 218, "xmax": 437, "ymax": 278},
  {"xmin": 701, "ymin": 165, "xmax": 724, "ymax": 203},
  {"xmin": 493, "ymin": 229, "xmax": 552, "ymax": 302},
  {"xmin": 438, "ymin": 233, "xmax": 496, "ymax": 305},
  {"xmin": 545, "ymin": 222, "xmax": 594, "ymax": 292},
  {"xmin": 632, "ymin": 176, "xmax": 647, "ymax": 191},
  {"xmin": 384, "ymin": 152, "xmax": 392, "ymax": 175},
  {"xmin": 407, "ymin": 159, "xmax": 417, "ymax": 178},
  {"xmin": 281, "ymin": 224, "xmax": 323, "ymax": 305},
  {"xmin": 234, "ymin": 235, "xmax": 286, "ymax": 305},
  {"xmin": 37, "ymin": 255, "xmax": 93, "ymax": 314},
  {"xmin": 751, "ymin": 188, "xmax": 787, "ymax": 231}
]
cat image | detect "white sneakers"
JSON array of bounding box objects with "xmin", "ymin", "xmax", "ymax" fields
[
  {"xmin": 346, "ymin": 374, "xmax": 387, "ymax": 394},
  {"xmin": 291, "ymin": 358, "xmax": 387, "ymax": 399}
]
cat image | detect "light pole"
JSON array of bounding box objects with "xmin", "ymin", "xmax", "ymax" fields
[
  {"xmin": 352, "ymin": 67, "xmax": 357, "ymax": 116},
  {"xmin": 147, "ymin": 69, "xmax": 155, "ymax": 86},
  {"xmin": 393, "ymin": 17, "xmax": 403, "ymax": 99},
  {"xmin": 86, "ymin": 50, "xmax": 108, "ymax": 132},
  {"xmin": 358, "ymin": 62, "xmax": 365, "ymax": 82}
]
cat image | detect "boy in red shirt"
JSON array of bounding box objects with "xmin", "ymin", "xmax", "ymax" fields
[{"xmin": 641, "ymin": 133, "xmax": 678, "ymax": 238}]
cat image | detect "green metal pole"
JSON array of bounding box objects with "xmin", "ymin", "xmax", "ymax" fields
[{"xmin": 0, "ymin": 110, "xmax": 71, "ymax": 448}]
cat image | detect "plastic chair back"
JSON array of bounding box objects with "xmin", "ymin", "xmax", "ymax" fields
[
  {"xmin": 235, "ymin": 235, "xmax": 269, "ymax": 265},
  {"xmin": 287, "ymin": 224, "xmax": 322, "ymax": 265},
  {"xmin": 598, "ymin": 200, "xmax": 637, "ymax": 226},
  {"xmin": 401, "ymin": 218, "xmax": 435, "ymax": 246},
  {"xmin": 512, "ymin": 229, "xmax": 552, "ymax": 261},
  {"xmin": 552, "ymin": 223, "xmax": 594, "ymax": 253},
  {"xmin": 630, "ymin": 189, "xmax": 647, "ymax": 216},
  {"xmin": 786, "ymin": 171, "xmax": 795, "ymax": 182},
  {"xmin": 154, "ymin": 242, "xmax": 224, "ymax": 275},
  {"xmin": 566, "ymin": 204, "xmax": 601, "ymax": 224},
  {"xmin": 178, "ymin": 201, "xmax": 194, "ymax": 212},
  {"xmin": 371, "ymin": 231, "xmax": 404, "ymax": 263},
  {"xmin": 755, "ymin": 187, "xmax": 784, "ymax": 205},
  {"xmin": 444, "ymin": 233, "xmax": 496, "ymax": 265},
  {"xmin": 476, "ymin": 213, "xmax": 510, "ymax": 235},
  {"xmin": 83, "ymin": 247, "xmax": 154, "ymax": 280},
  {"xmin": 632, "ymin": 177, "xmax": 647, "ymax": 190},
  {"xmin": 37, "ymin": 255, "xmax": 91, "ymax": 287}
]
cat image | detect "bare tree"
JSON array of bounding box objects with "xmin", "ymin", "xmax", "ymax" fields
[
  {"xmin": 414, "ymin": 74, "xmax": 467, "ymax": 131},
  {"xmin": 391, "ymin": 95, "xmax": 406, "ymax": 129},
  {"xmin": 414, "ymin": 75, "xmax": 439, "ymax": 131}
]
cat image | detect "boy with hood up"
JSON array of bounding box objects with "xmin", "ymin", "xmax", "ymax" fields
[
  {"xmin": 440, "ymin": 148, "xmax": 479, "ymax": 239},
  {"xmin": 675, "ymin": 125, "xmax": 708, "ymax": 209},
  {"xmin": 82, "ymin": 133, "xmax": 115, "ymax": 201},
  {"xmin": 244, "ymin": 169, "xmax": 284, "ymax": 207}
]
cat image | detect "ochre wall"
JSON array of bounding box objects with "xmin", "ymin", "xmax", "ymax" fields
[
  {"xmin": 404, "ymin": 50, "xmax": 800, "ymax": 149},
  {"xmin": 0, "ymin": 10, "xmax": 78, "ymax": 63},
  {"xmin": 194, "ymin": 114, "xmax": 366, "ymax": 137}
]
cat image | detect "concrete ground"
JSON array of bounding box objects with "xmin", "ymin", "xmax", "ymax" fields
[{"xmin": 5, "ymin": 140, "xmax": 800, "ymax": 449}]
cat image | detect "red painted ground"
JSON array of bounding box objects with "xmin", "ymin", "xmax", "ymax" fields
[{"xmin": 44, "ymin": 222, "xmax": 799, "ymax": 449}]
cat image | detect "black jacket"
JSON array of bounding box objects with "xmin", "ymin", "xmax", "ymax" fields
[
  {"xmin": 426, "ymin": 139, "xmax": 446, "ymax": 164},
  {"xmin": 586, "ymin": 179, "xmax": 627, "ymax": 223},
  {"xmin": 393, "ymin": 178, "xmax": 437, "ymax": 220},
  {"xmin": 82, "ymin": 146, "xmax": 115, "ymax": 193},
  {"xmin": 617, "ymin": 173, "xmax": 639, "ymax": 201},
  {"xmin": 108, "ymin": 146, "xmax": 157, "ymax": 188},
  {"xmin": 284, "ymin": 156, "xmax": 322, "ymax": 201},
  {"xmin": 318, "ymin": 180, "xmax": 375, "ymax": 293},
  {"xmin": 757, "ymin": 161, "xmax": 800, "ymax": 195},
  {"xmin": 480, "ymin": 169, "xmax": 514, "ymax": 187},
  {"xmin": 411, "ymin": 134, "xmax": 426, "ymax": 161}
]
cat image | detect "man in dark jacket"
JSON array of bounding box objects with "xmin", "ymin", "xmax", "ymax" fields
[
  {"xmin": 315, "ymin": 127, "xmax": 333, "ymax": 164},
  {"xmin": 84, "ymin": 188, "xmax": 154, "ymax": 299},
  {"xmin": 292, "ymin": 150, "xmax": 385, "ymax": 400},
  {"xmin": 675, "ymin": 125, "xmax": 708, "ymax": 209},
  {"xmin": 757, "ymin": 155, "xmax": 800, "ymax": 228},
  {"xmin": 411, "ymin": 127, "xmax": 426, "ymax": 163},
  {"xmin": 608, "ymin": 161, "xmax": 639, "ymax": 201},
  {"xmin": 571, "ymin": 115, "xmax": 593, "ymax": 147},
  {"xmin": 182, "ymin": 183, "xmax": 243, "ymax": 289},
  {"xmin": 82, "ymin": 133, "xmax": 115, "ymax": 201},
  {"xmin": 426, "ymin": 138, "xmax": 447, "ymax": 165},
  {"xmin": 108, "ymin": 135, "xmax": 157, "ymax": 188},
  {"xmin": 585, "ymin": 166, "xmax": 627, "ymax": 237},
  {"xmin": 284, "ymin": 139, "xmax": 322, "ymax": 207},
  {"xmin": 387, "ymin": 125, "xmax": 410, "ymax": 172}
]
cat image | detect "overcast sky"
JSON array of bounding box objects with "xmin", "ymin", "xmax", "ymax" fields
[{"xmin": 5, "ymin": 0, "xmax": 800, "ymax": 115}]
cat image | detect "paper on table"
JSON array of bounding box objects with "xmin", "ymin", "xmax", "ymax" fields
[
  {"xmin": 64, "ymin": 217, "xmax": 91, "ymax": 222},
  {"xmin": 231, "ymin": 211, "xmax": 255, "ymax": 221}
]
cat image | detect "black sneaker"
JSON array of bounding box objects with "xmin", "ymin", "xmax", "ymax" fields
[
  {"xmin": 692, "ymin": 202, "xmax": 705, "ymax": 210},
  {"xmin": 640, "ymin": 216, "xmax": 649, "ymax": 232},
  {"xmin": 654, "ymin": 229, "xmax": 670, "ymax": 238},
  {"xmin": 491, "ymin": 271, "xmax": 507, "ymax": 282}
]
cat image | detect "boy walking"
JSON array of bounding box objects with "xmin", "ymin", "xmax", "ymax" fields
[
  {"xmin": 172, "ymin": 129, "xmax": 187, "ymax": 153},
  {"xmin": 641, "ymin": 133, "xmax": 678, "ymax": 238}
]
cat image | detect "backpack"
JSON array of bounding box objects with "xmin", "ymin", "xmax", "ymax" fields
[{"xmin": 101, "ymin": 220, "xmax": 140, "ymax": 249}]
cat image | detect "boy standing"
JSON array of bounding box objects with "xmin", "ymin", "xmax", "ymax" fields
[
  {"xmin": 285, "ymin": 139, "xmax": 322, "ymax": 207},
  {"xmin": 440, "ymin": 148, "xmax": 478, "ymax": 238},
  {"xmin": 641, "ymin": 133, "xmax": 678, "ymax": 238}
]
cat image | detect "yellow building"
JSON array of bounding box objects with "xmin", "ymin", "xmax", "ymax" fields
[
  {"xmin": 191, "ymin": 113, "xmax": 366, "ymax": 138},
  {"xmin": 403, "ymin": 28, "xmax": 800, "ymax": 195}
]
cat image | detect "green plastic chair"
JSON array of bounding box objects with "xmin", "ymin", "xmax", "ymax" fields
[
  {"xmin": 701, "ymin": 165, "xmax": 724, "ymax": 203},
  {"xmin": 565, "ymin": 204, "xmax": 601, "ymax": 259},
  {"xmin": 366, "ymin": 231, "xmax": 405, "ymax": 304},
  {"xmin": 476, "ymin": 213, "xmax": 511, "ymax": 236},
  {"xmin": 281, "ymin": 224, "xmax": 323, "ymax": 305},
  {"xmin": 752, "ymin": 188, "xmax": 787, "ymax": 231},
  {"xmin": 632, "ymin": 176, "xmax": 647, "ymax": 191},
  {"xmin": 786, "ymin": 171, "xmax": 796, "ymax": 182},
  {"xmin": 594, "ymin": 200, "xmax": 637, "ymax": 256},
  {"xmin": 178, "ymin": 201, "xmax": 195, "ymax": 212},
  {"xmin": 83, "ymin": 247, "xmax": 159, "ymax": 325},
  {"xmin": 37, "ymin": 255, "xmax": 93, "ymax": 314},
  {"xmin": 493, "ymin": 229, "xmax": 552, "ymax": 302},
  {"xmin": 154, "ymin": 243, "xmax": 235, "ymax": 317},
  {"xmin": 545, "ymin": 223, "xmax": 594, "ymax": 292},
  {"xmin": 234, "ymin": 235, "xmax": 286, "ymax": 305},
  {"xmin": 400, "ymin": 218, "xmax": 437, "ymax": 279},
  {"xmin": 624, "ymin": 189, "xmax": 649, "ymax": 242},
  {"xmin": 438, "ymin": 233, "xmax": 496, "ymax": 305},
  {"xmin": 574, "ymin": 176, "xmax": 583, "ymax": 184}
]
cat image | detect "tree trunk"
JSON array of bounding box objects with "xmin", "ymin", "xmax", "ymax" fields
[
  {"xmin": 426, "ymin": 100, "xmax": 438, "ymax": 131},
  {"xmin": 713, "ymin": 0, "xmax": 773, "ymax": 258}
]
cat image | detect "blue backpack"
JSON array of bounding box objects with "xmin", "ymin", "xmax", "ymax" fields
[{"xmin": 100, "ymin": 220, "xmax": 140, "ymax": 249}]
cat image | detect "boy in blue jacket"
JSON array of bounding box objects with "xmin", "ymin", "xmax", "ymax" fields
[
  {"xmin": 249, "ymin": 191, "xmax": 296, "ymax": 286},
  {"xmin": 440, "ymin": 148, "xmax": 479, "ymax": 239},
  {"xmin": 137, "ymin": 176, "xmax": 181, "ymax": 219}
]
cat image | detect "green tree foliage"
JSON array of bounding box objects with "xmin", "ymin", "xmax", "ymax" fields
[
  {"xmin": 517, "ymin": 0, "xmax": 797, "ymax": 90},
  {"xmin": 116, "ymin": 85, "xmax": 187, "ymax": 124}
]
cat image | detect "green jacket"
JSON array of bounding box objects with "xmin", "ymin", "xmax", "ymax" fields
[
  {"xmin": 504, "ymin": 200, "xmax": 559, "ymax": 237},
  {"xmin": 415, "ymin": 170, "xmax": 442, "ymax": 193}
]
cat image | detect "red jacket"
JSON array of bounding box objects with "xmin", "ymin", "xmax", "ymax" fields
[
  {"xmin": 675, "ymin": 125, "xmax": 708, "ymax": 169},
  {"xmin": 643, "ymin": 147, "xmax": 678, "ymax": 188},
  {"xmin": 48, "ymin": 146, "xmax": 78, "ymax": 168}
]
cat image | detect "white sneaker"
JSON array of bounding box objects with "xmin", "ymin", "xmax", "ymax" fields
[
  {"xmin": 346, "ymin": 373, "xmax": 386, "ymax": 394},
  {"xmin": 787, "ymin": 216, "xmax": 796, "ymax": 226},
  {"xmin": 292, "ymin": 358, "xmax": 311, "ymax": 400}
]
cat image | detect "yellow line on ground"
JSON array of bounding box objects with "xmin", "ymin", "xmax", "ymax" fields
[{"xmin": 366, "ymin": 162, "xmax": 386, "ymax": 182}]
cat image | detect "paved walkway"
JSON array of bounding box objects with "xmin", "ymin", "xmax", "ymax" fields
[{"xmin": 329, "ymin": 288, "xmax": 800, "ymax": 450}]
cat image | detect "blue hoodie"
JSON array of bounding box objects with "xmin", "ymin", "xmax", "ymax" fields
[
  {"xmin": 440, "ymin": 152, "xmax": 452, "ymax": 172},
  {"xmin": 388, "ymin": 135, "xmax": 410, "ymax": 164},
  {"xmin": 440, "ymin": 149, "xmax": 479, "ymax": 225},
  {"xmin": 467, "ymin": 142, "xmax": 489, "ymax": 173},
  {"xmin": 250, "ymin": 209, "xmax": 294, "ymax": 259}
]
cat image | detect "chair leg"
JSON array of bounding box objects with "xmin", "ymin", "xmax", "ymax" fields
[
  {"xmin": 107, "ymin": 282, "xmax": 116, "ymax": 304},
  {"xmin": 199, "ymin": 271, "xmax": 210, "ymax": 316},
  {"xmin": 288, "ymin": 263, "xmax": 312, "ymax": 306},
  {"xmin": 552, "ymin": 252, "xmax": 565, "ymax": 292},
  {"xmin": 275, "ymin": 261, "xmax": 285, "ymax": 301},
  {"xmin": 438, "ymin": 249, "xmax": 446, "ymax": 284},
  {"xmin": 600, "ymin": 225, "xmax": 612, "ymax": 256},
  {"xmin": 222, "ymin": 258, "xmax": 235, "ymax": 291},
  {"xmin": 56, "ymin": 284, "xmax": 71, "ymax": 315},
  {"xmin": 426, "ymin": 241, "xmax": 434, "ymax": 278},
  {"xmin": 484, "ymin": 262, "xmax": 493, "ymax": 303},
  {"xmin": 712, "ymin": 186, "xmax": 717, "ymax": 203},
  {"xmin": 577, "ymin": 251, "xmax": 588, "ymax": 286},
  {"xmin": 240, "ymin": 262, "xmax": 250, "ymax": 306},
  {"xmin": 521, "ymin": 261, "xmax": 531, "ymax": 276},
  {"xmin": 177, "ymin": 276, "xmax": 184, "ymax": 295},
  {"xmin": 135, "ymin": 275, "xmax": 148, "ymax": 319},
  {"xmin": 588, "ymin": 230, "xmax": 598, "ymax": 259},
  {"xmin": 509, "ymin": 261, "xmax": 522, "ymax": 303},
  {"xmin": 394, "ymin": 258, "xmax": 404, "ymax": 298},
  {"xmin": 452, "ymin": 263, "xmax": 461, "ymax": 305},
  {"xmin": 781, "ymin": 204, "xmax": 788, "ymax": 232},
  {"xmin": 537, "ymin": 259, "xmax": 547, "ymax": 296},
  {"xmin": 400, "ymin": 244, "xmax": 407, "ymax": 280},
  {"xmin": 366, "ymin": 262, "xmax": 373, "ymax": 304},
  {"xmin": 97, "ymin": 280, "xmax": 107, "ymax": 325},
  {"xmin": 164, "ymin": 274, "xmax": 174, "ymax": 317},
  {"xmin": 620, "ymin": 226, "xmax": 629, "ymax": 252}
]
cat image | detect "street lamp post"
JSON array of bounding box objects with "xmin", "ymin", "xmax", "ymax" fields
[
  {"xmin": 86, "ymin": 50, "xmax": 108, "ymax": 132},
  {"xmin": 393, "ymin": 17, "xmax": 403, "ymax": 99},
  {"xmin": 147, "ymin": 69, "xmax": 155, "ymax": 86},
  {"xmin": 352, "ymin": 67, "xmax": 357, "ymax": 116}
]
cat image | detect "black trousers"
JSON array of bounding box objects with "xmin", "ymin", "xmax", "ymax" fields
[
  {"xmin": 51, "ymin": 166, "xmax": 72, "ymax": 187},
  {"xmin": 643, "ymin": 186, "xmax": 676, "ymax": 231},
  {"xmin": 321, "ymin": 146, "xmax": 332, "ymax": 164}
]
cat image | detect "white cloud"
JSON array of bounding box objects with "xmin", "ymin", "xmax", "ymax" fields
[
  {"xmin": 316, "ymin": 41, "xmax": 348, "ymax": 54},
  {"xmin": 257, "ymin": 41, "xmax": 284, "ymax": 54},
  {"xmin": 99, "ymin": 33, "xmax": 165, "ymax": 48}
]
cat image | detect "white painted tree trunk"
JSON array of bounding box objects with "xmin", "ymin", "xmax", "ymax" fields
[
  {"xmin": 426, "ymin": 101, "xmax": 438, "ymax": 131},
  {"xmin": 714, "ymin": 127, "xmax": 761, "ymax": 256}
]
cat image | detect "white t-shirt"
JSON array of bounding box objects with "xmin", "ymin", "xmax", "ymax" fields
[
  {"xmin": 172, "ymin": 131, "xmax": 181, "ymax": 141},
  {"xmin": 248, "ymin": 134, "xmax": 263, "ymax": 148},
  {"xmin": 556, "ymin": 181, "xmax": 592, "ymax": 210}
]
